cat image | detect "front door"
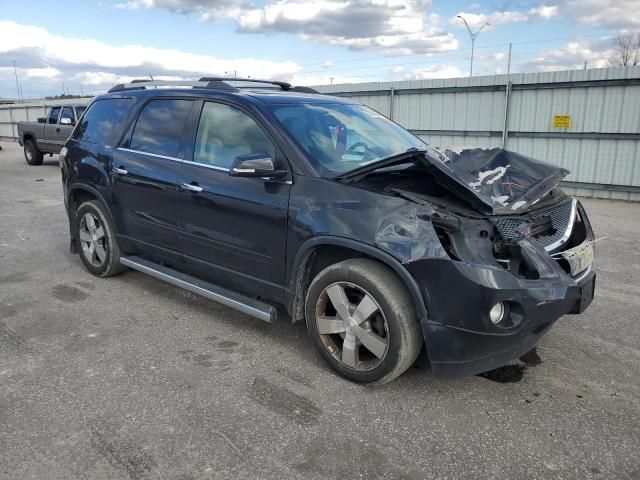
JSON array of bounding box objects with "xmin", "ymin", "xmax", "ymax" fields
[
  {"xmin": 111, "ymin": 98, "xmax": 195, "ymax": 263},
  {"xmin": 175, "ymin": 100, "xmax": 291, "ymax": 300},
  {"xmin": 42, "ymin": 106, "xmax": 61, "ymax": 152}
]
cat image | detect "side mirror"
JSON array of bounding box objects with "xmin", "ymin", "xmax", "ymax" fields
[
  {"xmin": 229, "ymin": 153, "xmax": 287, "ymax": 178},
  {"xmin": 60, "ymin": 117, "xmax": 73, "ymax": 125}
]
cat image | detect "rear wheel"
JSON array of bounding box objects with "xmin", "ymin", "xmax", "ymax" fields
[
  {"xmin": 24, "ymin": 139, "xmax": 43, "ymax": 166},
  {"xmin": 74, "ymin": 201, "xmax": 126, "ymax": 277},
  {"xmin": 305, "ymin": 259, "xmax": 422, "ymax": 385}
]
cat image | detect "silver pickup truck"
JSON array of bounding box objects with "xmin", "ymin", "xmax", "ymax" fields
[{"xmin": 17, "ymin": 104, "xmax": 87, "ymax": 165}]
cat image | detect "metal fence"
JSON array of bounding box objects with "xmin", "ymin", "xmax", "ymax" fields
[
  {"xmin": 316, "ymin": 66, "xmax": 640, "ymax": 201},
  {"xmin": 2, "ymin": 67, "xmax": 639, "ymax": 200}
]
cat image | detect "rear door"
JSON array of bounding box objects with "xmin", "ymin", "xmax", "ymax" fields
[
  {"xmin": 175, "ymin": 100, "xmax": 291, "ymax": 298},
  {"xmin": 111, "ymin": 98, "xmax": 194, "ymax": 262}
]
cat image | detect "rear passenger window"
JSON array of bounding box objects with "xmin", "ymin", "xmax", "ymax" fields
[
  {"xmin": 73, "ymin": 99, "xmax": 132, "ymax": 146},
  {"xmin": 193, "ymin": 102, "xmax": 275, "ymax": 169},
  {"xmin": 129, "ymin": 99, "xmax": 193, "ymax": 158}
]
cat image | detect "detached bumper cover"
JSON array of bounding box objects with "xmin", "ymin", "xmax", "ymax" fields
[{"xmin": 406, "ymin": 257, "xmax": 595, "ymax": 377}]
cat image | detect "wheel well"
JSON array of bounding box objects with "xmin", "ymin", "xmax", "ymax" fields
[
  {"xmin": 68, "ymin": 189, "xmax": 98, "ymax": 219},
  {"xmin": 23, "ymin": 133, "xmax": 34, "ymax": 144},
  {"xmin": 290, "ymin": 244, "xmax": 406, "ymax": 323}
]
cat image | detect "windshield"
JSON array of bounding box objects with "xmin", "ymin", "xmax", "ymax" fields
[{"xmin": 270, "ymin": 103, "xmax": 427, "ymax": 177}]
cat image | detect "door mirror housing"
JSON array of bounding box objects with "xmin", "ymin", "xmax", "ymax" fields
[
  {"xmin": 60, "ymin": 117, "xmax": 73, "ymax": 125},
  {"xmin": 229, "ymin": 153, "xmax": 287, "ymax": 178}
]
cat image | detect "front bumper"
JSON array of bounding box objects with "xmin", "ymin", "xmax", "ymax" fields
[{"xmin": 406, "ymin": 255, "xmax": 595, "ymax": 377}]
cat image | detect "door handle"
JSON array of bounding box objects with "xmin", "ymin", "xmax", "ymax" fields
[
  {"xmin": 112, "ymin": 167, "xmax": 128, "ymax": 175},
  {"xmin": 180, "ymin": 182, "xmax": 203, "ymax": 192}
]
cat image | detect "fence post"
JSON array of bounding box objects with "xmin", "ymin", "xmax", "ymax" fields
[
  {"xmin": 8, "ymin": 105, "xmax": 16, "ymax": 140},
  {"xmin": 389, "ymin": 87, "xmax": 395, "ymax": 120}
]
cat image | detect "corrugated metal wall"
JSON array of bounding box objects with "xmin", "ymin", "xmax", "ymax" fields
[{"xmin": 316, "ymin": 66, "xmax": 640, "ymax": 201}]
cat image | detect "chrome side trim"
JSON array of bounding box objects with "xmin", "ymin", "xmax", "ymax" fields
[
  {"xmin": 545, "ymin": 199, "xmax": 577, "ymax": 252},
  {"xmin": 116, "ymin": 147, "xmax": 231, "ymax": 172},
  {"xmin": 120, "ymin": 256, "xmax": 275, "ymax": 322},
  {"xmin": 181, "ymin": 159, "xmax": 229, "ymax": 172},
  {"xmin": 117, "ymin": 147, "xmax": 182, "ymax": 163}
]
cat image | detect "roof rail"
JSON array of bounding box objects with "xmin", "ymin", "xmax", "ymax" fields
[{"xmin": 107, "ymin": 77, "xmax": 321, "ymax": 94}]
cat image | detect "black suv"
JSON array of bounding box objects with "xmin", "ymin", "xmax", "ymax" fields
[{"xmin": 60, "ymin": 78, "xmax": 596, "ymax": 384}]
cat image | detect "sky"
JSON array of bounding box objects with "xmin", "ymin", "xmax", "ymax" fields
[{"xmin": 0, "ymin": 0, "xmax": 637, "ymax": 98}]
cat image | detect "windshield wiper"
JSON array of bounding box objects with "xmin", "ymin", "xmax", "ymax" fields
[{"xmin": 334, "ymin": 148, "xmax": 427, "ymax": 184}]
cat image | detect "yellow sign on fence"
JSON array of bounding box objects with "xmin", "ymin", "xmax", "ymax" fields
[{"xmin": 553, "ymin": 114, "xmax": 571, "ymax": 128}]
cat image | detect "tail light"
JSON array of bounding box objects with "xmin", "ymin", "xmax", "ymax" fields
[{"xmin": 59, "ymin": 147, "xmax": 68, "ymax": 169}]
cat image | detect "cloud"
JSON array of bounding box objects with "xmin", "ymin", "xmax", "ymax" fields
[
  {"xmin": 554, "ymin": 0, "xmax": 640, "ymax": 29},
  {"xmin": 0, "ymin": 20, "xmax": 300, "ymax": 97},
  {"xmin": 110, "ymin": 0, "xmax": 459, "ymax": 55},
  {"xmin": 237, "ymin": 1, "xmax": 459, "ymax": 54},
  {"xmin": 115, "ymin": 0, "xmax": 248, "ymax": 17},
  {"xmin": 519, "ymin": 39, "xmax": 616, "ymax": 72},
  {"xmin": 451, "ymin": 5, "xmax": 558, "ymax": 30},
  {"xmin": 413, "ymin": 64, "xmax": 463, "ymax": 79}
]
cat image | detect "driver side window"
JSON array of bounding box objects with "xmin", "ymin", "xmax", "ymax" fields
[
  {"xmin": 48, "ymin": 106, "xmax": 61, "ymax": 125},
  {"xmin": 193, "ymin": 102, "xmax": 275, "ymax": 169}
]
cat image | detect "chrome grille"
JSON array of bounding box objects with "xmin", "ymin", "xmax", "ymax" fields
[{"xmin": 493, "ymin": 200, "xmax": 576, "ymax": 250}]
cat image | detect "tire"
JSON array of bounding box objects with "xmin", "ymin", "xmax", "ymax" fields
[
  {"xmin": 74, "ymin": 200, "xmax": 126, "ymax": 277},
  {"xmin": 24, "ymin": 139, "xmax": 43, "ymax": 166},
  {"xmin": 305, "ymin": 259, "xmax": 422, "ymax": 385}
]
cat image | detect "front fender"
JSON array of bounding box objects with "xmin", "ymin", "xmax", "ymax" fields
[{"xmin": 288, "ymin": 235, "xmax": 430, "ymax": 325}]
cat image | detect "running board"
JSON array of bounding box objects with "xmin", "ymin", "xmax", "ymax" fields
[{"xmin": 120, "ymin": 256, "xmax": 275, "ymax": 323}]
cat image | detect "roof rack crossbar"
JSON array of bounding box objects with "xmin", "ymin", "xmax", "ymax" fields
[{"xmin": 198, "ymin": 77, "xmax": 292, "ymax": 90}]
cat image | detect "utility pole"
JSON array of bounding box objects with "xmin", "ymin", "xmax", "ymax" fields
[
  {"xmin": 506, "ymin": 43, "xmax": 512, "ymax": 76},
  {"xmin": 12, "ymin": 60, "xmax": 23, "ymax": 102},
  {"xmin": 457, "ymin": 16, "xmax": 489, "ymax": 77}
]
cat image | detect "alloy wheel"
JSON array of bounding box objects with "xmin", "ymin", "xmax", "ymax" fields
[
  {"xmin": 314, "ymin": 281, "xmax": 389, "ymax": 371},
  {"xmin": 79, "ymin": 212, "xmax": 108, "ymax": 267}
]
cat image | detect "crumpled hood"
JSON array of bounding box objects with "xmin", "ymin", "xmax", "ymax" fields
[{"xmin": 421, "ymin": 148, "xmax": 569, "ymax": 215}]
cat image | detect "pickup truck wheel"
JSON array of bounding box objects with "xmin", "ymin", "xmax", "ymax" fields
[
  {"xmin": 24, "ymin": 139, "xmax": 43, "ymax": 166},
  {"xmin": 74, "ymin": 201, "xmax": 126, "ymax": 277},
  {"xmin": 305, "ymin": 259, "xmax": 422, "ymax": 385}
]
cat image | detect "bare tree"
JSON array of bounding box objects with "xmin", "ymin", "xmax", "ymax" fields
[{"xmin": 615, "ymin": 33, "xmax": 640, "ymax": 66}]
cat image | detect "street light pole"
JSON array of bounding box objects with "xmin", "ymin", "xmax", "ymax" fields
[
  {"xmin": 456, "ymin": 16, "xmax": 489, "ymax": 77},
  {"xmin": 12, "ymin": 60, "xmax": 23, "ymax": 102}
]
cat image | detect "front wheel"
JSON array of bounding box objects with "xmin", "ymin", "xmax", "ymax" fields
[
  {"xmin": 305, "ymin": 259, "xmax": 422, "ymax": 385},
  {"xmin": 74, "ymin": 201, "xmax": 126, "ymax": 277}
]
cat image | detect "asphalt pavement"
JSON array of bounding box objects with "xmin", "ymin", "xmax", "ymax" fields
[{"xmin": 0, "ymin": 141, "xmax": 639, "ymax": 479}]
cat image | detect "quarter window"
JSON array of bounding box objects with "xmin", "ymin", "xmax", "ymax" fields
[
  {"xmin": 130, "ymin": 99, "xmax": 193, "ymax": 158},
  {"xmin": 193, "ymin": 102, "xmax": 275, "ymax": 169},
  {"xmin": 72, "ymin": 98, "xmax": 132, "ymax": 146}
]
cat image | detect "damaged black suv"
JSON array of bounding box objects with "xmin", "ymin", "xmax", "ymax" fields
[{"xmin": 60, "ymin": 78, "xmax": 596, "ymax": 384}]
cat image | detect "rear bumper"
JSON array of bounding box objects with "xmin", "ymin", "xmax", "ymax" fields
[{"xmin": 406, "ymin": 256, "xmax": 595, "ymax": 378}]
